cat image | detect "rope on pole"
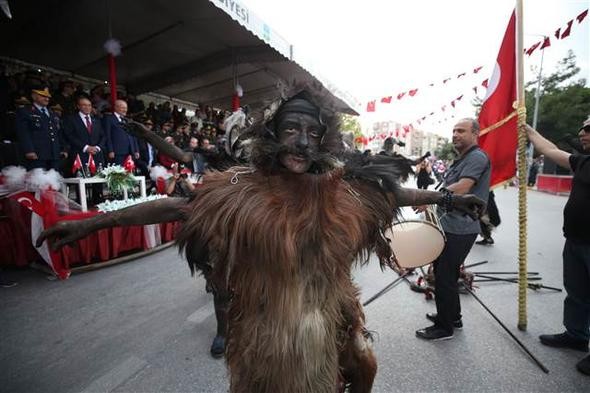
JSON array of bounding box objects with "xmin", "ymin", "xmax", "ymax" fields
[
  {"xmin": 516, "ymin": 0, "xmax": 528, "ymax": 331},
  {"xmin": 517, "ymin": 104, "xmax": 528, "ymax": 330}
]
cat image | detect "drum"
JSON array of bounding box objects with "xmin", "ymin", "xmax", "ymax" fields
[{"xmin": 384, "ymin": 206, "xmax": 446, "ymax": 268}]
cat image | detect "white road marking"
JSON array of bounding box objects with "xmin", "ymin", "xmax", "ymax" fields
[
  {"xmin": 81, "ymin": 356, "xmax": 147, "ymax": 393},
  {"xmin": 186, "ymin": 302, "xmax": 215, "ymax": 324}
]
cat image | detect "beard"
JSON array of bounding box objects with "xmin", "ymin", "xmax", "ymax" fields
[{"xmin": 246, "ymin": 135, "xmax": 341, "ymax": 174}]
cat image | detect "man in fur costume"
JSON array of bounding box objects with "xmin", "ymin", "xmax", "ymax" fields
[{"xmin": 38, "ymin": 90, "xmax": 484, "ymax": 393}]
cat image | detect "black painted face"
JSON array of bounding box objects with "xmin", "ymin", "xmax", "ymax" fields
[{"xmin": 276, "ymin": 112, "xmax": 324, "ymax": 173}]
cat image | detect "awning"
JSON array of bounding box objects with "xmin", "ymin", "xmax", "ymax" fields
[{"xmin": 0, "ymin": 0, "xmax": 358, "ymax": 114}]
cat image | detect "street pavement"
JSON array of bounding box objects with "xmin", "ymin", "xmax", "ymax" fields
[{"xmin": 1, "ymin": 186, "xmax": 588, "ymax": 392}]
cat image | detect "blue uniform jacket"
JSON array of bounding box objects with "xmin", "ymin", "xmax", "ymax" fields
[{"xmin": 15, "ymin": 106, "xmax": 64, "ymax": 160}]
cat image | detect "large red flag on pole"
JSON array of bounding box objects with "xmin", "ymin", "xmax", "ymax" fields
[
  {"xmin": 478, "ymin": 6, "xmax": 529, "ymax": 328},
  {"xmin": 478, "ymin": 10, "xmax": 518, "ymax": 188}
]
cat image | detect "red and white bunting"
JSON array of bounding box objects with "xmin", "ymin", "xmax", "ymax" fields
[{"xmin": 523, "ymin": 8, "xmax": 587, "ymax": 54}]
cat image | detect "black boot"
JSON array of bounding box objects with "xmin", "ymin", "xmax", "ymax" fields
[{"xmin": 210, "ymin": 288, "xmax": 229, "ymax": 358}]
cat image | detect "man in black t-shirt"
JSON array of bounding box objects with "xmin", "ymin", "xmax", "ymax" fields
[{"xmin": 526, "ymin": 118, "xmax": 590, "ymax": 376}]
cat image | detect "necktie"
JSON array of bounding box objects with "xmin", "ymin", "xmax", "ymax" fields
[
  {"xmin": 85, "ymin": 115, "xmax": 93, "ymax": 134},
  {"xmin": 41, "ymin": 108, "xmax": 49, "ymax": 117}
]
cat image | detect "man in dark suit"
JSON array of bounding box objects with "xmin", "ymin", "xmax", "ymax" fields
[
  {"xmin": 63, "ymin": 96, "xmax": 107, "ymax": 175},
  {"xmin": 15, "ymin": 86, "xmax": 68, "ymax": 171},
  {"xmin": 103, "ymin": 99, "xmax": 139, "ymax": 165}
]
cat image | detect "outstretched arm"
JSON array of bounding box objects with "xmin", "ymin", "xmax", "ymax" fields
[
  {"xmin": 394, "ymin": 187, "xmax": 485, "ymax": 219},
  {"xmin": 37, "ymin": 197, "xmax": 189, "ymax": 250},
  {"xmin": 125, "ymin": 120, "xmax": 194, "ymax": 164},
  {"xmin": 525, "ymin": 124, "xmax": 571, "ymax": 170}
]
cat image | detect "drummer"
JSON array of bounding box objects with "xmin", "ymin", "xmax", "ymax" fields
[{"xmin": 414, "ymin": 118, "xmax": 491, "ymax": 340}]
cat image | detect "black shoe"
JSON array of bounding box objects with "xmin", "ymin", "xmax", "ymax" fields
[
  {"xmin": 210, "ymin": 335, "xmax": 225, "ymax": 358},
  {"xmin": 475, "ymin": 238, "xmax": 494, "ymax": 245},
  {"xmin": 577, "ymin": 355, "xmax": 590, "ymax": 376},
  {"xmin": 425, "ymin": 313, "xmax": 463, "ymax": 329},
  {"xmin": 539, "ymin": 332, "xmax": 589, "ymax": 352},
  {"xmin": 416, "ymin": 325, "xmax": 454, "ymax": 341}
]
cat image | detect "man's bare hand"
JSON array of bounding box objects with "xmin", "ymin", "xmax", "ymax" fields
[
  {"xmin": 25, "ymin": 152, "xmax": 38, "ymax": 160},
  {"xmin": 451, "ymin": 194, "xmax": 486, "ymax": 220},
  {"xmin": 36, "ymin": 221, "xmax": 89, "ymax": 250}
]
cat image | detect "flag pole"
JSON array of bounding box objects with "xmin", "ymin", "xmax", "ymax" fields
[{"xmin": 515, "ymin": 0, "xmax": 528, "ymax": 330}]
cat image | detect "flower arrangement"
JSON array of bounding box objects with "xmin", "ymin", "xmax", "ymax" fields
[
  {"xmin": 97, "ymin": 194, "xmax": 167, "ymax": 212},
  {"xmin": 98, "ymin": 165, "xmax": 135, "ymax": 194}
]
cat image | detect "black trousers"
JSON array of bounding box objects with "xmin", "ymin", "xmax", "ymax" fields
[{"xmin": 433, "ymin": 232, "xmax": 478, "ymax": 332}]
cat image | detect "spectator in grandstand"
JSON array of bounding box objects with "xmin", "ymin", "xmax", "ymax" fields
[
  {"xmin": 51, "ymin": 80, "xmax": 77, "ymax": 116},
  {"xmin": 157, "ymin": 120, "xmax": 173, "ymax": 139},
  {"xmin": 63, "ymin": 96, "xmax": 106, "ymax": 173},
  {"xmin": 145, "ymin": 101, "xmax": 158, "ymax": 122},
  {"xmin": 104, "ymin": 99, "xmax": 139, "ymax": 165},
  {"xmin": 16, "ymin": 85, "xmax": 68, "ymax": 171},
  {"xmin": 157, "ymin": 136, "xmax": 178, "ymax": 169},
  {"xmin": 158, "ymin": 101, "xmax": 172, "ymax": 124},
  {"xmin": 136, "ymin": 118, "xmax": 157, "ymax": 178},
  {"xmin": 90, "ymin": 85, "xmax": 109, "ymax": 114},
  {"xmin": 126, "ymin": 93, "xmax": 145, "ymax": 118},
  {"xmin": 165, "ymin": 163, "xmax": 195, "ymax": 197},
  {"xmin": 172, "ymin": 121, "xmax": 190, "ymax": 149}
]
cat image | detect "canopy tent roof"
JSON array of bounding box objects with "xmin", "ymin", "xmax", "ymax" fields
[{"xmin": 0, "ymin": 0, "xmax": 358, "ymax": 114}]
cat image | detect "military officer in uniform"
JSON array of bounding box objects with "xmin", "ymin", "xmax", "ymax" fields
[{"xmin": 16, "ymin": 86, "xmax": 68, "ymax": 171}]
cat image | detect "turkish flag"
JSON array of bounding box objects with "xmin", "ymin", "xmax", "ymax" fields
[
  {"xmin": 8, "ymin": 190, "xmax": 70, "ymax": 279},
  {"xmin": 408, "ymin": 89, "xmax": 418, "ymax": 97},
  {"xmin": 123, "ymin": 155, "xmax": 136, "ymax": 173},
  {"xmin": 381, "ymin": 96, "xmax": 392, "ymax": 104},
  {"xmin": 540, "ymin": 36, "xmax": 551, "ymax": 49},
  {"xmin": 473, "ymin": 66, "xmax": 483, "ymax": 74},
  {"xmin": 525, "ymin": 41, "xmax": 541, "ymax": 56},
  {"xmin": 72, "ymin": 153, "xmax": 83, "ymax": 174},
  {"xmin": 577, "ymin": 9, "xmax": 588, "ymax": 24},
  {"xmin": 478, "ymin": 10, "xmax": 518, "ymax": 187},
  {"xmin": 366, "ymin": 100, "xmax": 376, "ymax": 112},
  {"xmin": 87, "ymin": 154, "xmax": 96, "ymax": 175},
  {"xmin": 397, "ymin": 92, "xmax": 406, "ymax": 100},
  {"xmin": 561, "ymin": 20, "xmax": 573, "ymax": 39}
]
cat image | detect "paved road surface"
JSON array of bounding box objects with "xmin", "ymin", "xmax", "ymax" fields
[{"xmin": 1, "ymin": 187, "xmax": 588, "ymax": 392}]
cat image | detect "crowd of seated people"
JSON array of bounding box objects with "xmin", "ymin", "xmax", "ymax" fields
[{"xmin": 0, "ymin": 65, "xmax": 235, "ymax": 194}]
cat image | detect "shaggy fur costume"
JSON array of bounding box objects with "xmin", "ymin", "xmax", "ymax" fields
[
  {"xmin": 177, "ymin": 91, "xmax": 412, "ymax": 392},
  {"xmin": 178, "ymin": 160, "xmax": 410, "ymax": 393}
]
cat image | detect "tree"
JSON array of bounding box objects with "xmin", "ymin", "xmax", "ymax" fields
[
  {"xmin": 525, "ymin": 51, "xmax": 589, "ymax": 153},
  {"xmin": 434, "ymin": 141, "xmax": 457, "ymax": 161},
  {"xmin": 339, "ymin": 114, "xmax": 362, "ymax": 138}
]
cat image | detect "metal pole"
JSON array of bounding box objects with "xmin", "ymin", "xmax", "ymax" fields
[
  {"xmin": 463, "ymin": 284, "xmax": 549, "ymax": 374},
  {"xmin": 362, "ymin": 272, "xmax": 410, "ymax": 307},
  {"xmin": 531, "ymin": 47, "xmax": 545, "ymax": 129}
]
